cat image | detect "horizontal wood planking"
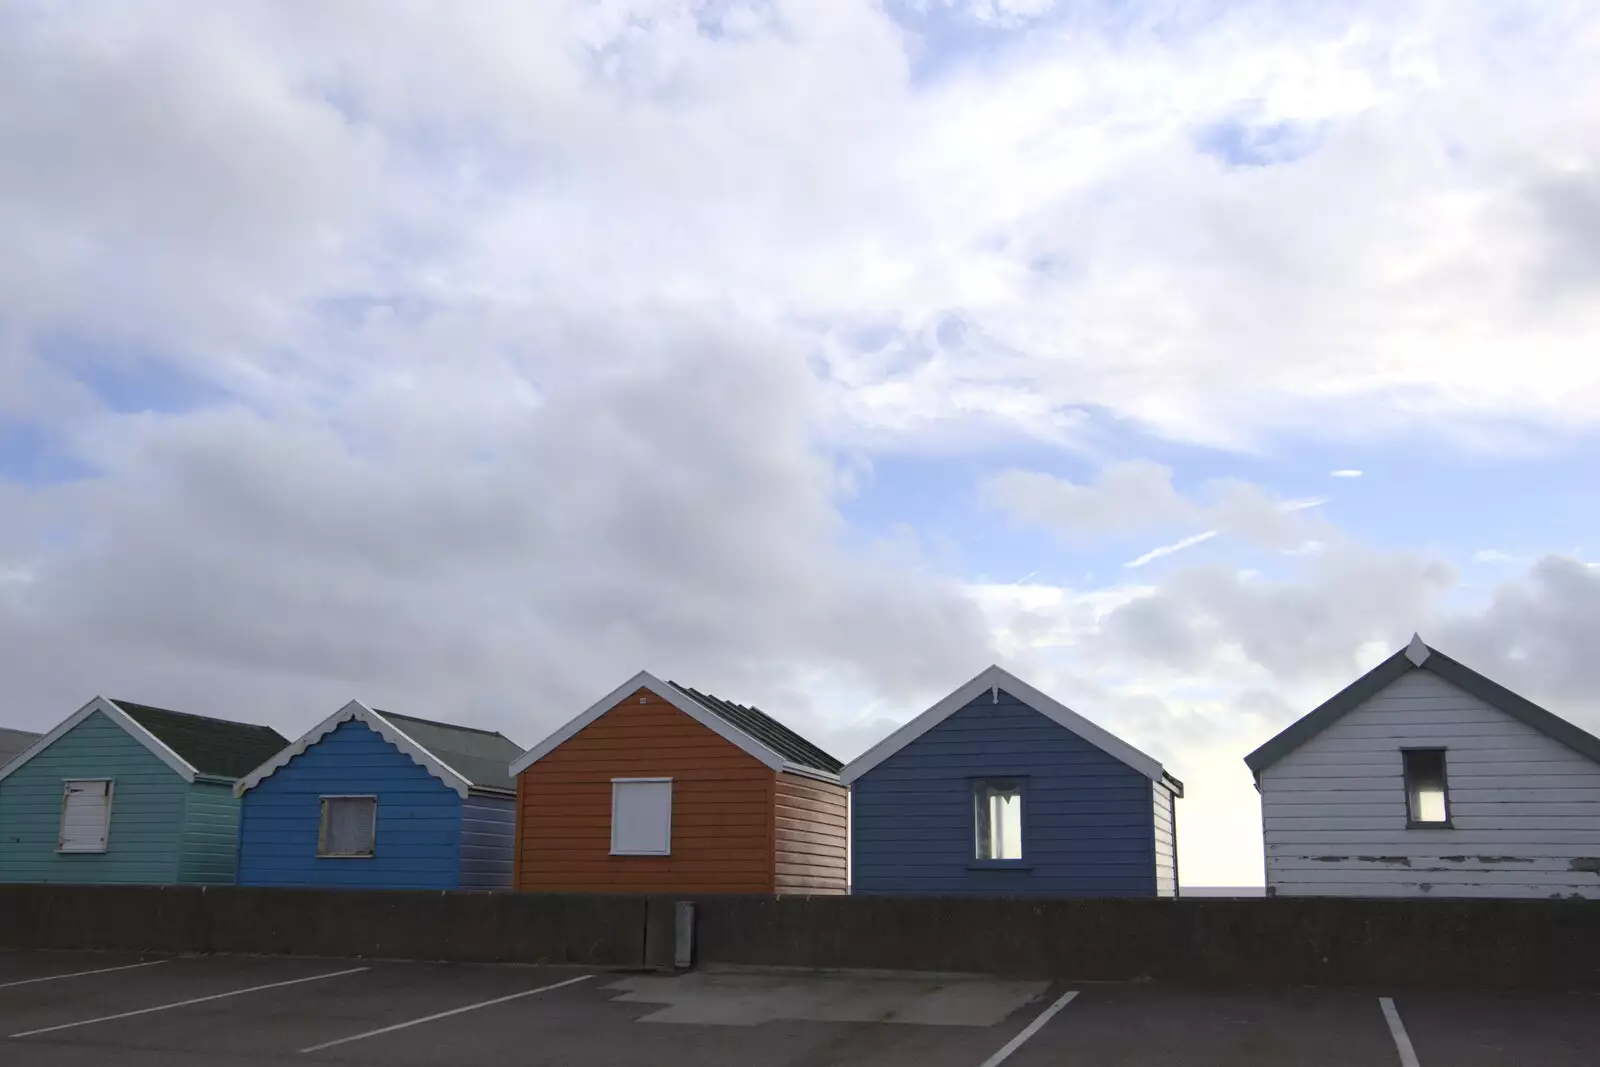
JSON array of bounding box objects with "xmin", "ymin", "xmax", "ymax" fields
[
  {"xmin": 1153, "ymin": 780, "xmax": 1177, "ymax": 898},
  {"xmin": 0, "ymin": 711, "xmax": 188, "ymax": 885},
  {"xmin": 517, "ymin": 688, "xmax": 777, "ymax": 893},
  {"xmin": 774, "ymin": 772, "xmax": 847, "ymax": 895},
  {"xmin": 852, "ymin": 690, "xmax": 1161, "ymax": 897},
  {"xmin": 1261, "ymin": 669, "xmax": 1600, "ymax": 899},
  {"xmin": 237, "ymin": 719, "xmax": 465, "ymax": 890}
]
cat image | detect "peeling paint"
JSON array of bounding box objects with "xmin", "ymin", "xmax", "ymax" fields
[
  {"xmin": 1569, "ymin": 858, "xmax": 1600, "ymax": 877},
  {"xmin": 1476, "ymin": 856, "xmax": 1534, "ymax": 864},
  {"xmin": 1440, "ymin": 856, "xmax": 1467, "ymax": 863},
  {"xmin": 1356, "ymin": 856, "xmax": 1412, "ymax": 866},
  {"xmin": 1310, "ymin": 856, "xmax": 1347, "ymax": 863}
]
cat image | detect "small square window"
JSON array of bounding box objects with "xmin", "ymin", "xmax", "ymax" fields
[
  {"xmin": 318, "ymin": 796, "xmax": 377, "ymax": 857},
  {"xmin": 974, "ymin": 778, "xmax": 1024, "ymax": 861},
  {"xmin": 1403, "ymin": 750, "xmax": 1450, "ymax": 827}
]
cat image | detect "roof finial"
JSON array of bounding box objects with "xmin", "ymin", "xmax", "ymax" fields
[{"xmin": 1405, "ymin": 632, "xmax": 1430, "ymax": 667}]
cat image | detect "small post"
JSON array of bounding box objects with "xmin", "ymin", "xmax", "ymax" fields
[{"xmin": 673, "ymin": 901, "xmax": 695, "ymax": 970}]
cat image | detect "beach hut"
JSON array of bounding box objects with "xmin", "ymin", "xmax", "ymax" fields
[
  {"xmin": 235, "ymin": 701, "xmax": 523, "ymax": 890},
  {"xmin": 842, "ymin": 665, "xmax": 1183, "ymax": 896},
  {"xmin": 0, "ymin": 697, "xmax": 286, "ymax": 884},
  {"xmin": 510, "ymin": 672, "xmax": 847, "ymax": 894},
  {"xmin": 1246, "ymin": 635, "xmax": 1600, "ymax": 898}
]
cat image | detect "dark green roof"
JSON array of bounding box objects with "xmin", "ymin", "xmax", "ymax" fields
[
  {"xmin": 376, "ymin": 710, "xmax": 523, "ymax": 793},
  {"xmin": 1243, "ymin": 639, "xmax": 1600, "ymax": 782},
  {"xmin": 669, "ymin": 683, "xmax": 842, "ymax": 776},
  {"xmin": 112, "ymin": 700, "xmax": 288, "ymax": 781}
]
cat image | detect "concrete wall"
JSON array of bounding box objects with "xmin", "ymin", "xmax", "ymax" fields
[
  {"xmin": 692, "ymin": 895, "xmax": 1600, "ymax": 988},
  {"xmin": 0, "ymin": 885, "xmax": 647, "ymax": 965},
  {"xmin": 2, "ymin": 886, "xmax": 1598, "ymax": 989}
]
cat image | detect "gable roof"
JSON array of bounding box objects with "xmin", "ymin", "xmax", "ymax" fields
[
  {"xmin": 236, "ymin": 701, "xmax": 522, "ymax": 798},
  {"xmin": 0, "ymin": 697, "xmax": 288, "ymax": 786},
  {"xmin": 839, "ymin": 665, "xmax": 1179, "ymax": 791},
  {"xmin": 0, "ymin": 728, "xmax": 41, "ymax": 769},
  {"xmin": 1243, "ymin": 634, "xmax": 1600, "ymax": 783},
  {"xmin": 373, "ymin": 710, "xmax": 523, "ymax": 792},
  {"xmin": 113, "ymin": 701, "xmax": 289, "ymax": 780},
  {"xmin": 508, "ymin": 670, "xmax": 842, "ymax": 781},
  {"xmin": 669, "ymin": 683, "xmax": 843, "ymax": 776}
]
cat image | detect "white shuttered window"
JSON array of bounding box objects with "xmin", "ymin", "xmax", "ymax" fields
[
  {"xmin": 58, "ymin": 779, "xmax": 113, "ymax": 853},
  {"xmin": 611, "ymin": 778, "xmax": 672, "ymax": 855},
  {"xmin": 318, "ymin": 796, "xmax": 377, "ymax": 857}
]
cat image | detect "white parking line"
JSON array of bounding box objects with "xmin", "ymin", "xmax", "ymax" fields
[
  {"xmin": 976, "ymin": 989, "xmax": 1079, "ymax": 1067},
  {"xmin": 1380, "ymin": 997, "xmax": 1421, "ymax": 1067},
  {"xmin": 299, "ymin": 973, "xmax": 594, "ymax": 1054},
  {"xmin": 9, "ymin": 966, "xmax": 369, "ymax": 1038},
  {"xmin": 0, "ymin": 959, "xmax": 168, "ymax": 989}
]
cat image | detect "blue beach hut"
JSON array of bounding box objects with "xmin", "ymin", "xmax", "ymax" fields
[
  {"xmin": 842, "ymin": 666, "xmax": 1183, "ymax": 897},
  {"xmin": 235, "ymin": 701, "xmax": 522, "ymax": 890}
]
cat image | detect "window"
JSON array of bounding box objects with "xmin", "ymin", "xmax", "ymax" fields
[
  {"xmin": 318, "ymin": 796, "xmax": 377, "ymax": 857},
  {"xmin": 58, "ymin": 779, "xmax": 113, "ymax": 853},
  {"xmin": 611, "ymin": 778, "xmax": 672, "ymax": 856},
  {"xmin": 1403, "ymin": 749, "xmax": 1451, "ymax": 827},
  {"xmin": 974, "ymin": 778, "xmax": 1024, "ymax": 861}
]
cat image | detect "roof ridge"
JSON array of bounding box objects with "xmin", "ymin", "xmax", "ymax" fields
[{"xmin": 112, "ymin": 699, "xmax": 264, "ymax": 727}]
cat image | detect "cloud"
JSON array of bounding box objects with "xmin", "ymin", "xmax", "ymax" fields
[
  {"xmin": 1329, "ymin": 469, "xmax": 1363, "ymax": 478},
  {"xmin": 982, "ymin": 461, "xmax": 1194, "ymax": 536},
  {"xmin": 985, "ymin": 462, "xmax": 1329, "ymax": 564}
]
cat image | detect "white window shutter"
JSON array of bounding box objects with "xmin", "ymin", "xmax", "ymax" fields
[
  {"xmin": 59, "ymin": 780, "xmax": 112, "ymax": 853},
  {"xmin": 611, "ymin": 780, "xmax": 672, "ymax": 855}
]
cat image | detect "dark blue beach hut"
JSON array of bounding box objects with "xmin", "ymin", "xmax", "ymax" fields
[{"xmin": 842, "ymin": 666, "xmax": 1182, "ymax": 897}]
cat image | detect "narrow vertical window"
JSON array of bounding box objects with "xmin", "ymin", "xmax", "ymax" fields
[
  {"xmin": 58, "ymin": 779, "xmax": 113, "ymax": 853},
  {"xmin": 1403, "ymin": 749, "xmax": 1450, "ymax": 826},
  {"xmin": 318, "ymin": 796, "xmax": 377, "ymax": 857},
  {"xmin": 974, "ymin": 779, "xmax": 1024, "ymax": 861}
]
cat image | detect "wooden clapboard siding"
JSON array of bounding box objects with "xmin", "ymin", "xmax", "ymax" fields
[
  {"xmin": 774, "ymin": 772, "xmax": 847, "ymax": 895},
  {"xmin": 1262, "ymin": 669, "xmax": 1600, "ymax": 899},
  {"xmin": 515, "ymin": 688, "xmax": 777, "ymax": 893},
  {"xmin": 0, "ymin": 711, "xmax": 187, "ymax": 885},
  {"xmin": 237, "ymin": 719, "xmax": 463, "ymax": 890},
  {"xmin": 851, "ymin": 688, "xmax": 1160, "ymax": 897},
  {"xmin": 177, "ymin": 779, "xmax": 244, "ymax": 885},
  {"xmin": 1153, "ymin": 779, "xmax": 1177, "ymax": 898}
]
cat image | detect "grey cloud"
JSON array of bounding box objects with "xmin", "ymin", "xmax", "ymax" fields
[
  {"xmin": 1098, "ymin": 547, "xmax": 1457, "ymax": 683},
  {"xmin": 0, "ymin": 310, "xmax": 993, "ymax": 741}
]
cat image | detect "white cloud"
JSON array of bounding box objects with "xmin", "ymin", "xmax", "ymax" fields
[{"xmin": 1329, "ymin": 469, "xmax": 1364, "ymax": 478}]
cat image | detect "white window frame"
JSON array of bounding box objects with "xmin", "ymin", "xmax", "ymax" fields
[
  {"xmin": 610, "ymin": 777, "xmax": 673, "ymax": 857},
  {"xmin": 57, "ymin": 778, "xmax": 114, "ymax": 854},
  {"xmin": 317, "ymin": 795, "xmax": 379, "ymax": 859}
]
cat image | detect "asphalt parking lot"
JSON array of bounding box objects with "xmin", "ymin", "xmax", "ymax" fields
[{"xmin": 2, "ymin": 951, "xmax": 1598, "ymax": 1066}]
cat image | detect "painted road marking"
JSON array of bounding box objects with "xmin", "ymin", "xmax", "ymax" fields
[
  {"xmin": 9, "ymin": 966, "xmax": 369, "ymax": 1038},
  {"xmin": 1380, "ymin": 996, "xmax": 1421, "ymax": 1067},
  {"xmin": 299, "ymin": 973, "xmax": 595, "ymax": 1054},
  {"xmin": 975, "ymin": 989, "xmax": 1079, "ymax": 1067},
  {"xmin": 0, "ymin": 959, "xmax": 168, "ymax": 989}
]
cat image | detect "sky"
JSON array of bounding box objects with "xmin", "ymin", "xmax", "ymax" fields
[{"xmin": 3, "ymin": 0, "xmax": 1600, "ymax": 888}]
